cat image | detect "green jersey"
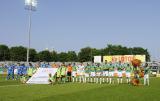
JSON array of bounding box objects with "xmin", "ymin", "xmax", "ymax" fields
[
  {"xmin": 72, "ymin": 66, "xmax": 77, "ymax": 71},
  {"xmin": 85, "ymin": 66, "xmax": 90, "ymax": 73},
  {"xmin": 103, "ymin": 64, "xmax": 109, "ymax": 71},
  {"xmin": 49, "ymin": 74, "xmax": 56, "ymax": 82},
  {"xmin": 119, "ymin": 64, "xmax": 124, "ymax": 71},
  {"xmin": 130, "ymin": 65, "xmax": 134, "ymax": 73},
  {"xmin": 49, "ymin": 77, "xmax": 54, "ymax": 81},
  {"xmin": 96, "ymin": 66, "xmax": 102, "ymax": 72},
  {"xmin": 109, "ymin": 64, "xmax": 114, "ymax": 71},
  {"xmin": 33, "ymin": 68, "xmax": 37, "ymax": 74},
  {"xmin": 27, "ymin": 67, "xmax": 33, "ymax": 76},
  {"xmin": 61, "ymin": 66, "xmax": 66, "ymax": 76},
  {"xmin": 20, "ymin": 76, "xmax": 26, "ymax": 83},
  {"xmin": 126, "ymin": 66, "xmax": 132, "ymax": 72},
  {"xmin": 101, "ymin": 64, "xmax": 105, "ymax": 71},
  {"xmin": 57, "ymin": 67, "xmax": 62, "ymax": 77},
  {"xmin": 90, "ymin": 65, "xmax": 96, "ymax": 72},
  {"xmin": 144, "ymin": 67, "xmax": 150, "ymax": 75},
  {"xmin": 124, "ymin": 63, "xmax": 128, "ymax": 69}
]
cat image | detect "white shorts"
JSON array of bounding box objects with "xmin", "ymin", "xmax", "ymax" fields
[
  {"xmin": 109, "ymin": 71, "xmax": 114, "ymax": 77},
  {"xmin": 103, "ymin": 71, "xmax": 109, "ymax": 76},
  {"xmin": 126, "ymin": 72, "xmax": 131, "ymax": 78},
  {"xmin": 85, "ymin": 73, "xmax": 89, "ymax": 77},
  {"xmin": 144, "ymin": 74, "xmax": 149, "ymax": 79},
  {"xmin": 14, "ymin": 69, "xmax": 18, "ymax": 74},
  {"xmin": 122, "ymin": 71, "xmax": 126, "ymax": 74},
  {"xmin": 77, "ymin": 70, "xmax": 80, "ymax": 75},
  {"xmin": 96, "ymin": 72, "xmax": 101, "ymax": 76},
  {"xmin": 91, "ymin": 72, "xmax": 96, "ymax": 77},
  {"xmin": 72, "ymin": 71, "xmax": 77, "ymax": 77},
  {"xmin": 80, "ymin": 72, "xmax": 85, "ymax": 76},
  {"xmin": 118, "ymin": 72, "xmax": 122, "ymax": 77}
]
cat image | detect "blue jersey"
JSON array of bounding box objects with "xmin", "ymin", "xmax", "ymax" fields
[
  {"xmin": 22, "ymin": 66, "xmax": 28, "ymax": 75},
  {"xmin": 8, "ymin": 65, "xmax": 14, "ymax": 74},
  {"xmin": 48, "ymin": 65, "xmax": 51, "ymax": 68},
  {"xmin": 45, "ymin": 64, "xmax": 51, "ymax": 68},
  {"xmin": 8, "ymin": 66, "xmax": 12, "ymax": 73},
  {"xmin": 17, "ymin": 66, "xmax": 23, "ymax": 75},
  {"xmin": 41, "ymin": 64, "xmax": 46, "ymax": 68}
]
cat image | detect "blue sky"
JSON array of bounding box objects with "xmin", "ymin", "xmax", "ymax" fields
[{"xmin": 0, "ymin": 0, "xmax": 160, "ymax": 60}]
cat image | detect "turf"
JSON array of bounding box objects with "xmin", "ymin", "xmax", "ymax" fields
[{"xmin": 0, "ymin": 76, "xmax": 160, "ymax": 101}]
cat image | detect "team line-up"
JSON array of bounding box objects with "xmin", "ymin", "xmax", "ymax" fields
[
  {"xmin": 48, "ymin": 62, "xmax": 150, "ymax": 85},
  {"xmin": 0, "ymin": 61, "xmax": 150, "ymax": 85}
]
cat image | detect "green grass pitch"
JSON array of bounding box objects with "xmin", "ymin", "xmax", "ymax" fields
[{"xmin": 0, "ymin": 75, "xmax": 160, "ymax": 101}]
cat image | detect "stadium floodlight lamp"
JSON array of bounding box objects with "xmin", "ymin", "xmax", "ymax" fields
[
  {"xmin": 25, "ymin": 0, "xmax": 37, "ymax": 64},
  {"xmin": 25, "ymin": 0, "xmax": 37, "ymax": 11}
]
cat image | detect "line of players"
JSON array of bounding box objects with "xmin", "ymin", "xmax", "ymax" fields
[
  {"xmin": 71, "ymin": 62, "xmax": 134, "ymax": 84},
  {"xmin": 1, "ymin": 61, "xmax": 148, "ymax": 85},
  {"xmin": 1, "ymin": 63, "xmax": 37, "ymax": 81}
]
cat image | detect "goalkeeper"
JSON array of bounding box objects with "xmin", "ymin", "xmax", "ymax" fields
[{"xmin": 48, "ymin": 73, "xmax": 57, "ymax": 85}]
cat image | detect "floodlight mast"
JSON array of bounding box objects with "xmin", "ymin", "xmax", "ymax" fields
[{"xmin": 25, "ymin": 0, "xmax": 37, "ymax": 65}]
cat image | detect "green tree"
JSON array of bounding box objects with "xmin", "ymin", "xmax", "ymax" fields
[
  {"xmin": 105, "ymin": 44, "xmax": 129, "ymax": 55},
  {"xmin": 101, "ymin": 48, "xmax": 110, "ymax": 56},
  {"xmin": 29, "ymin": 49, "xmax": 37, "ymax": 62},
  {"xmin": 38, "ymin": 50, "xmax": 52, "ymax": 62},
  {"xmin": 132, "ymin": 47, "xmax": 146, "ymax": 55},
  {"xmin": 0, "ymin": 44, "xmax": 150, "ymax": 62},
  {"xmin": 145, "ymin": 49, "xmax": 150, "ymax": 62},
  {"xmin": 67, "ymin": 51, "xmax": 78, "ymax": 62},
  {"xmin": 102, "ymin": 44, "xmax": 150, "ymax": 61},
  {"xmin": 131, "ymin": 47, "xmax": 150, "ymax": 61},
  {"xmin": 90, "ymin": 48, "xmax": 102, "ymax": 61},
  {"xmin": 57, "ymin": 52, "xmax": 68, "ymax": 62},
  {"xmin": 51, "ymin": 50, "xmax": 58, "ymax": 62},
  {"xmin": 91, "ymin": 48, "xmax": 102, "ymax": 56},
  {"xmin": 10, "ymin": 46, "xmax": 27, "ymax": 61},
  {"xmin": 78, "ymin": 47, "xmax": 92, "ymax": 62},
  {"xmin": 0, "ymin": 45, "xmax": 10, "ymax": 61}
]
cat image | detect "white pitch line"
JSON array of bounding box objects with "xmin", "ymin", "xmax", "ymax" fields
[{"xmin": 0, "ymin": 84, "xmax": 22, "ymax": 88}]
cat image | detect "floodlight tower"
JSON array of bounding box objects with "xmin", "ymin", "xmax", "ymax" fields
[{"xmin": 25, "ymin": 0, "xmax": 37, "ymax": 64}]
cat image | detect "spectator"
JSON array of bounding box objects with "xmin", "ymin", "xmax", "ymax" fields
[{"xmin": 144, "ymin": 63, "xmax": 150, "ymax": 86}]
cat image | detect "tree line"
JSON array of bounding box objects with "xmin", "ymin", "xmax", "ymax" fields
[{"xmin": 0, "ymin": 44, "xmax": 150, "ymax": 62}]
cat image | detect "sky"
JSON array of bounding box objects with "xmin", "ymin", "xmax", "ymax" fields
[{"xmin": 0, "ymin": 0, "xmax": 160, "ymax": 60}]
